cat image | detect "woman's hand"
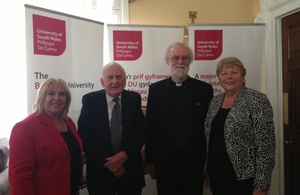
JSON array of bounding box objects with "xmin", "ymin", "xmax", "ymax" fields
[
  {"xmin": 203, "ymin": 176, "xmax": 210, "ymax": 190},
  {"xmin": 253, "ymin": 187, "xmax": 267, "ymax": 195},
  {"xmin": 146, "ymin": 164, "xmax": 156, "ymax": 179}
]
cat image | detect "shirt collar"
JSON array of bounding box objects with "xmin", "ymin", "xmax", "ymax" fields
[{"xmin": 105, "ymin": 93, "xmax": 122, "ymax": 104}]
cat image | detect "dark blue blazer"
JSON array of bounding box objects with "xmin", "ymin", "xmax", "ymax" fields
[{"xmin": 78, "ymin": 89, "xmax": 146, "ymax": 191}]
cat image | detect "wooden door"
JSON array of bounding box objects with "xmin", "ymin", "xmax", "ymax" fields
[{"xmin": 282, "ymin": 11, "xmax": 300, "ymax": 195}]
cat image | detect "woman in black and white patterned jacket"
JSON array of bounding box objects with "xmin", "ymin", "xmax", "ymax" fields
[{"xmin": 203, "ymin": 57, "xmax": 276, "ymax": 195}]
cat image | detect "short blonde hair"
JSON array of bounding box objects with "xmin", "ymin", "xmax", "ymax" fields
[
  {"xmin": 216, "ymin": 56, "xmax": 246, "ymax": 77},
  {"xmin": 32, "ymin": 78, "xmax": 71, "ymax": 118}
]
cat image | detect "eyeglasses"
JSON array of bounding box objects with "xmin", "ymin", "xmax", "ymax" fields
[{"xmin": 169, "ymin": 56, "xmax": 191, "ymax": 63}]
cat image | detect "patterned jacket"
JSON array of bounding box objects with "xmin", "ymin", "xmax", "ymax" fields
[{"xmin": 204, "ymin": 86, "xmax": 276, "ymax": 191}]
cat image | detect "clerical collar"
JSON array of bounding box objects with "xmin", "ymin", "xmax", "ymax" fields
[
  {"xmin": 170, "ymin": 77, "xmax": 189, "ymax": 87},
  {"xmin": 176, "ymin": 83, "xmax": 182, "ymax": 87}
]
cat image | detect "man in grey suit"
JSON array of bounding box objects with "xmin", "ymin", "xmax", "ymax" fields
[
  {"xmin": 78, "ymin": 62, "xmax": 146, "ymax": 195},
  {"xmin": 145, "ymin": 42, "xmax": 214, "ymax": 195}
]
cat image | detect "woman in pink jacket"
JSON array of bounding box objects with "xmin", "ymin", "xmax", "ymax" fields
[{"xmin": 9, "ymin": 78, "xmax": 83, "ymax": 195}]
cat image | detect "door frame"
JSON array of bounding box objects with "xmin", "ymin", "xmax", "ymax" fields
[{"xmin": 255, "ymin": 1, "xmax": 300, "ymax": 195}]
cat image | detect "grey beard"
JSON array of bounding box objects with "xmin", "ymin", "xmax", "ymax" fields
[{"xmin": 172, "ymin": 70, "xmax": 186, "ymax": 79}]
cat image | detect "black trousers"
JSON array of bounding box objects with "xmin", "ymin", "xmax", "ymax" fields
[
  {"xmin": 210, "ymin": 177, "xmax": 254, "ymax": 195},
  {"xmin": 156, "ymin": 159, "xmax": 204, "ymax": 195}
]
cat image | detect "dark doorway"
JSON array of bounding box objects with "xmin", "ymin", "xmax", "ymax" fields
[{"xmin": 282, "ymin": 10, "xmax": 300, "ymax": 195}]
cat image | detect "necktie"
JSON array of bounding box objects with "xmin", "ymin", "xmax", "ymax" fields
[{"xmin": 110, "ymin": 98, "xmax": 122, "ymax": 153}]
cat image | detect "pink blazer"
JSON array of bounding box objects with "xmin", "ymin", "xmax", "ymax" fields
[{"xmin": 9, "ymin": 112, "xmax": 83, "ymax": 195}]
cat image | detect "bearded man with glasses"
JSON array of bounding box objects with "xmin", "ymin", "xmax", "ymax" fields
[{"xmin": 145, "ymin": 42, "xmax": 214, "ymax": 195}]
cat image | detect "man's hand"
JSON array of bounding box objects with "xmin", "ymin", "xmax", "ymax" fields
[
  {"xmin": 113, "ymin": 165, "xmax": 126, "ymax": 178},
  {"xmin": 104, "ymin": 151, "xmax": 128, "ymax": 173}
]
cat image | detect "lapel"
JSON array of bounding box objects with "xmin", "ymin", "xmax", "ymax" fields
[
  {"xmin": 97, "ymin": 90, "xmax": 111, "ymax": 135},
  {"xmin": 65, "ymin": 118, "xmax": 83, "ymax": 151},
  {"xmin": 163, "ymin": 78, "xmax": 173, "ymax": 126},
  {"xmin": 38, "ymin": 112, "xmax": 69, "ymax": 153},
  {"xmin": 164, "ymin": 77, "xmax": 172, "ymax": 108},
  {"xmin": 211, "ymin": 93, "xmax": 225, "ymax": 117},
  {"xmin": 120, "ymin": 90, "xmax": 131, "ymax": 132}
]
